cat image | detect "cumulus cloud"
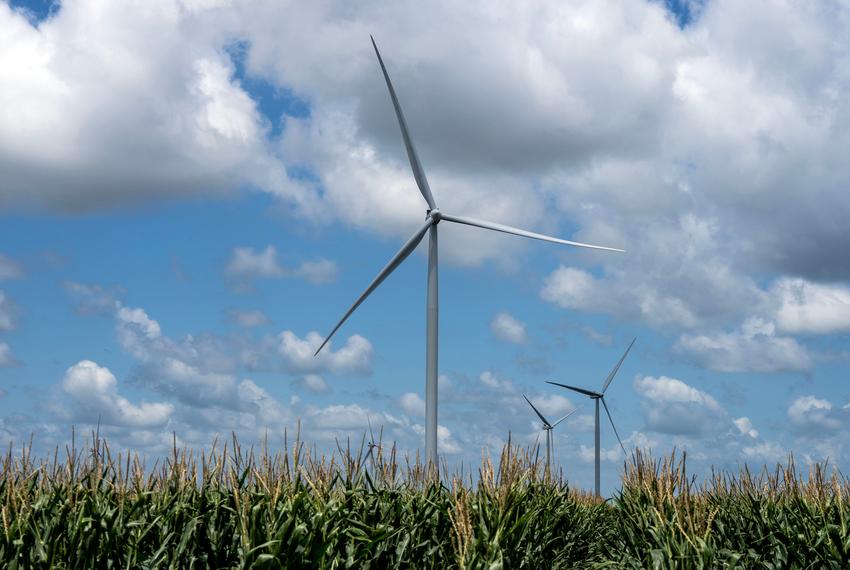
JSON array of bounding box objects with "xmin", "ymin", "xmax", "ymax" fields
[
  {"xmin": 299, "ymin": 374, "xmax": 329, "ymax": 393},
  {"xmin": 741, "ymin": 441, "xmax": 787, "ymax": 463},
  {"xmin": 675, "ymin": 317, "xmax": 812, "ymax": 373},
  {"xmin": 788, "ymin": 395, "xmax": 843, "ymax": 433},
  {"xmin": 277, "ymin": 331, "xmax": 372, "ymax": 375},
  {"xmin": 3, "ymin": 0, "xmax": 850, "ymax": 281},
  {"xmin": 578, "ymin": 443, "xmax": 623, "ymax": 464},
  {"xmin": 490, "ymin": 312, "xmax": 527, "ymax": 344},
  {"xmin": 733, "ymin": 417, "xmax": 758, "ymax": 439},
  {"xmin": 634, "ymin": 375, "xmax": 726, "ymax": 436},
  {"xmin": 524, "ymin": 393, "xmax": 575, "ymax": 424},
  {"xmin": 540, "ymin": 216, "xmax": 766, "ymax": 331},
  {"xmin": 226, "ymin": 246, "xmax": 285, "ymax": 279},
  {"xmin": 479, "ymin": 371, "xmax": 514, "ymax": 393},
  {"xmin": 0, "ymin": 1, "xmax": 309, "ymax": 212},
  {"xmin": 398, "ymin": 392, "xmax": 425, "ymax": 418},
  {"xmin": 116, "ymin": 305, "xmax": 163, "ymax": 359},
  {"xmin": 61, "ymin": 360, "xmax": 173, "ymax": 428},
  {"xmin": 3, "ymin": 0, "xmax": 850, "ymax": 361},
  {"xmin": 308, "ymin": 403, "xmax": 383, "ymax": 431},
  {"xmin": 135, "ymin": 357, "xmax": 240, "ymax": 409},
  {"xmin": 411, "ymin": 423, "xmax": 462, "ymax": 455},
  {"xmin": 773, "ymin": 278, "xmax": 850, "ymax": 334}
]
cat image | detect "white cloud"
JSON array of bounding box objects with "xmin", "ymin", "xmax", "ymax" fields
[
  {"xmin": 61, "ymin": 360, "xmax": 173, "ymax": 428},
  {"xmin": 634, "ymin": 375, "xmax": 726, "ymax": 436},
  {"xmin": 2, "ymin": 0, "xmax": 850, "ymax": 286},
  {"xmin": 0, "ymin": 341, "xmax": 17, "ymax": 367},
  {"xmin": 277, "ymin": 331, "xmax": 372, "ymax": 375},
  {"xmin": 0, "ymin": 254, "xmax": 23, "ymax": 281},
  {"xmin": 0, "ymin": 1, "xmax": 307, "ymax": 212},
  {"xmin": 773, "ymin": 278, "xmax": 850, "ymax": 334},
  {"xmin": 138, "ymin": 357, "xmax": 239, "ymax": 409},
  {"xmin": 116, "ymin": 306, "xmax": 161, "ymax": 339},
  {"xmin": 540, "ymin": 216, "xmax": 766, "ymax": 331},
  {"xmin": 578, "ymin": 443, "xmax": 623, "ymax": 464},
  {"xmin": 307, "ymin": 403, "xmax": 378, "ymax": 431},
  {"xmin": 226, "ymin": 246, "xmax": 285, "ymax": 279},
  {"xmin": 733, "ymin": 416, "xmax": 758, "ymax": 438},
  {"xmin": 300, "ymin": 374, "xmax": 329, "ymax": 393},
  {"xmin": 479, "ymin": 371, "xmax": 514, "ymax": 393},
  {"xmin": 116, "ymin": 305, "xmax": 162, "ymax": 359},
  {"xmin": 227, "ymin": 309, "xmax": 270, "ymax": 327},
  {"xmin": 490, "ymin": 312, "xmax": 527, "ymax": 344},
  {"xmin": 675, "ymin": 317, "xmax": 812, "ymax": 373},
  {"xmin": 437, "ymin": 425, "xmax": 462, "ymax": 455},
  {"xmin": 742, "ymin": 441, "xmax": 786, "ymax": 463},
  {"xmin": 398, "ymin": 392, "xmax": 425, "ymax": 417},
  {"xmin": 635, "ymin": 375, "xmax": 722, "ymax": 409},
  {"xmin": 525, "ymin": 393, "xmax": 575, "ymax": 423},
  {"xmin": 788, "ymin": 395, "xmax": 842, "ymax": 432},
  {"xmin": 410, "ymin": 422, "xmax": 462, "ymax": 454}
]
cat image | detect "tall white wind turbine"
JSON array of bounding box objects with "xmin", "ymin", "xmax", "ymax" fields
[
  {"xmin": 547, "ymin": 338, "xmax": 635, "ymax": 497},
  {"xmin": 315, "ymin": 37, "xmax": 625, "ymax": 466},
  {"xmin": 523, "ymin": 394, "xmax": 574, "ymax": 471}
]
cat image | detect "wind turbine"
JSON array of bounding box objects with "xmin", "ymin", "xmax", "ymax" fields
[
  {"xmin": 547, "ymin": 337, "xmax": 636, "ymax": 497},
  {"xmin": 523, "ymin": 394, "xmax": 574, "ymax": 471},
  {"xmin": 314, "ymin": 37, "xmax": 625, "ymax": 466}
]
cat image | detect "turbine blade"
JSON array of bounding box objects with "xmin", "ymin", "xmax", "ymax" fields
[
  {"xmin": 551, "ymin": 409, "xmax": 576, "ymax": 428},
  {"xmin": 441, "ymin": 213, "xmax": 625, "ymax": 253},
  {"xmin": 314, "ymin": 217, "xmax": 433, "ymax": 356},
  {"xmin": 371, "ymin": 36, "xmax": 437, "ymax": 210},
  {"xmin": 601, "ymin": 337, "xmax": 636, "ymax": 394},
  {"xmin": 546, "ymin": 381, "xmax": 601, "ymax": 399},
  {"xmin": 523, "ymin": 394, "xmax": 552, "ymax": 429},
  {"xmin": 601, "ymin": 397, "xmax": 626, "ymax": 455}
]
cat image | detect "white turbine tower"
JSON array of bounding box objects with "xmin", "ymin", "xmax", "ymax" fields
[
  {"xmin": 523, "ymin": 394, "xmax": 574, "ymax": 471},
  {"xmin": 315, "ymin": 37, "xmax": 625, "ymax": 466},
  {"xmin": 547, "ymin": 337, "xmax": 635, "ymax": 497}
]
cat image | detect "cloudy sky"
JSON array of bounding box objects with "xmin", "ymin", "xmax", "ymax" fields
[{"xmin": 2, "ymin": 0, "xmax": 850, "ymax": 494}]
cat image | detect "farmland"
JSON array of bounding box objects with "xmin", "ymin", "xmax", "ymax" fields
[{"xmin": 1, "ymin": 433, "xmax": 849, "ymax": 568}]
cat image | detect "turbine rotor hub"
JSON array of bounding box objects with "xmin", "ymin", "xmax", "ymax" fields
[{"xmin": 428, "ymin": 208, "xmax": 442, "ymax": 223}]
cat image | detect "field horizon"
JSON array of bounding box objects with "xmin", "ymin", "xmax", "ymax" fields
[{"xmin": 2, "ymin": 429, "xmax": 849, "ymax": 567}]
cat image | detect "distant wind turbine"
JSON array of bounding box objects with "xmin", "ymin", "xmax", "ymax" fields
[
  {"xmin": 315, "ymin": 37, "xmax": 625, "ymax": 466},
  {"xmin": 547, "ymin": 338, "xmax": 636, "ymax": 497},
  {"xmin": 523, "ymin": 394, "xmax": 574, "ymax": 471}
]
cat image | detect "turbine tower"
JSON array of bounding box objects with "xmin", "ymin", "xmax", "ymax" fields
[
  {"xmin": 315, "ymin": 37, "xmax": 625, "ymax": 466},
  {"xmin": 523, "ymin": 394, "xmax": 574, "ymax": 471},
  {"xmin": 547, "ymin": 337, "xmax": 636, "ymax": 497}
]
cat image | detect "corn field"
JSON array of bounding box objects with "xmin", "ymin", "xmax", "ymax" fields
[{"xmin": 2, "ymin": 431, "xmax": 850, "ymax": 568}]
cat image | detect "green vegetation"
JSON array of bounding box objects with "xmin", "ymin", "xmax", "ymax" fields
[{"xmin": 1, "ymin": 431, "xmax": 849, "ymax": 568}]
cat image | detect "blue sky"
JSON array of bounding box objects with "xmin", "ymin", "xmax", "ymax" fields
[{"xmin": 2, "ymin": 0, "xmax": 849, "ymax": 495}]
